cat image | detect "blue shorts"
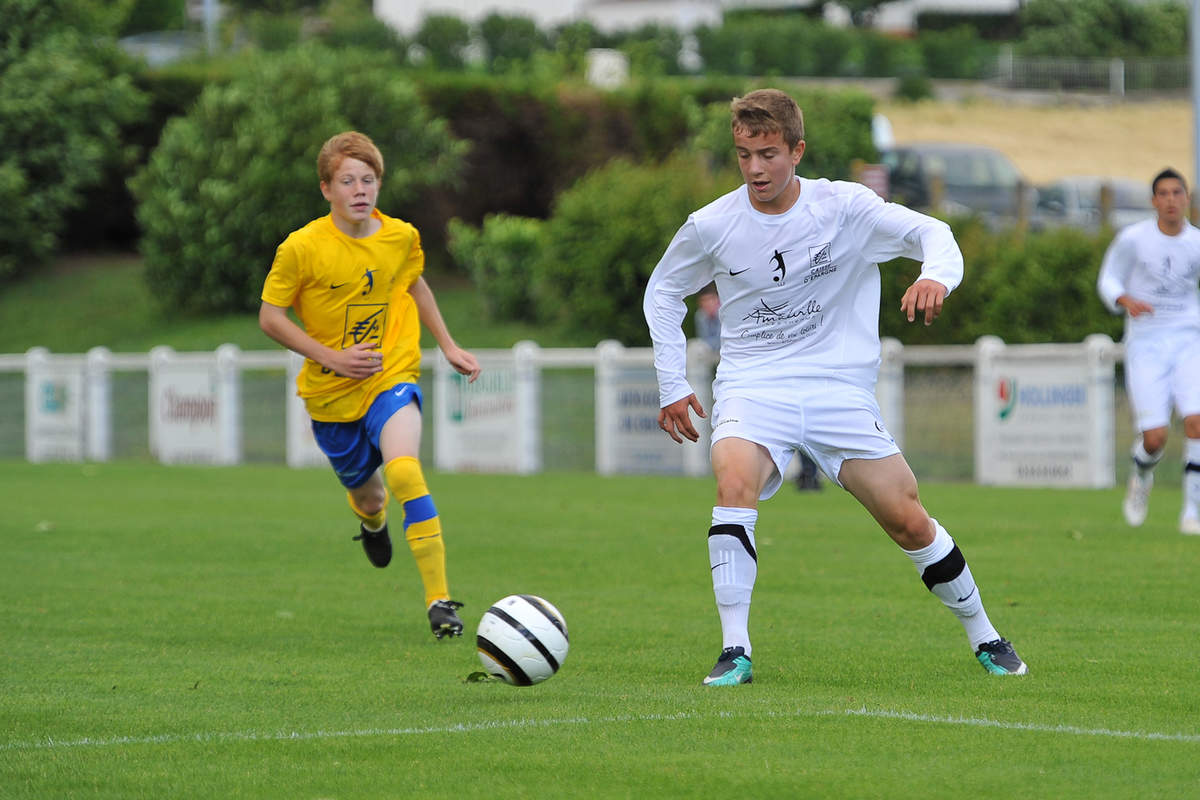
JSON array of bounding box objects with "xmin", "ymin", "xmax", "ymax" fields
[{"xmin": 312, "ymin": 383, "xmax": 423, "ymax": 489}]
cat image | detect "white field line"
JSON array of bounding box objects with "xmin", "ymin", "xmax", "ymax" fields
[{"xmin": 3, "ymin": 707, "xmax": 1198, "ymax": 753}]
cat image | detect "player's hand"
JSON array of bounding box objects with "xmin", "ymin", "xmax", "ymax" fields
[
  {"xmin": 1117, "ymin": 295, "xmax": 1154, "ymax": 317},
  {"xmin": 326, "ymin": 341, "xmax": 383, "ymax": 379},
  {"xmin": 658, "ymin": 394, "xmax": 706, "ymax": 444},
  {"xmin": 900, "ymin": 278, "xmax": 947, "ymax": 326},
  {"xmin": 444, "ymin": 346, "xmax": 481, "ymax": 383}
]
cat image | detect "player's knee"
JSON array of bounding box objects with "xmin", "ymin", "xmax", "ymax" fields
[
  {"xmin": 1183, "ymin": 416, "xmax": 1200, "ymax": 439},
  {"xmin": 715, "ymin": 474, "xmax": 759, "ymax": 507},
  {"xmin": 349, "ymin": 485, "xmax": 387, "ymax": 516},
  {"xmin": 1142, "ymin": 429, "xmax": 1168, "ymax": 455},
  {"xmin": 883, "ymin": 506, "xmax": 934, "ymax": 549}
]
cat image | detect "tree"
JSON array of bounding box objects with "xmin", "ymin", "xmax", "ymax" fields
[
  {"xmin": 130, "ymin": 44, "xmax": 467, "ymax": 314},
  {"xmin": 0, "ymin": 0, "xmax": 147, "ymax": 279}
]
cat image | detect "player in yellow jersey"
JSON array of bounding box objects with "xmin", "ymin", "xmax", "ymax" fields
[{"xmin": 260, "ymin": 131, "xmax": 481, "ymax": 639}]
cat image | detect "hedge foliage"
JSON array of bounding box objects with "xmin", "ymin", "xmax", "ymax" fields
[
  {"xmin": 455, "ymin": 184, "xmax": 1123, "ymax": 348},
  {"xmin": 0, "ymin": 3, "xmax": 146, "ymax": 279},
  {"xmin": 878, "ymin": 219, "xmax": 1120, "ymax": 346},
  {"xmin": 130, "ymin": 45, "xmax": 466, "ymax": 314}
]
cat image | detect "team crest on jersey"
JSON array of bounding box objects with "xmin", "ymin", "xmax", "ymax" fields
[
  {"xmin": 803, "ymin": 242, "xmax": 837, "ymax": 285},
  {"xmin": 343, "ymin": 303, "xmax": 387, "ymax": 349}
]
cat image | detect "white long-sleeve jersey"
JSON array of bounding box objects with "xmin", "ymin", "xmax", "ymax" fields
[
  {"xmin": 643, "ymin": 177, "xmax": 964, "ymax": 406},
  {"xmin": 1096, "ymin": 217, "xmax": 1200, "ymax": 340}
]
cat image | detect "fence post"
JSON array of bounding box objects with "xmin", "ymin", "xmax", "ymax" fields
[
  {"xmin": 973, "ymin": 335, "xmax": 1005, "ymax": 484},
  {"xmin": 215, "ymin": 343, "xmax": 242, "ymax": 465},
  {"xmin": 877, "ymin": 337, "xmax": 905, "ymax": 451},
  {"xmin": 684, "ymin": 339, "xmax": 715, "ymax": 478},
  {"xmin": 513, "ymin": 340, "xmax": 542, "ymax": 474},
  {"xmin": 1084, "ymin": 333, "xmax": 1118, "ymax": 488},
  {"xmin": 85, "ymin": 346, "xmax": 112, "ymax": 461},
  {"xmin": 594, "ymin": 340, "xmax": 622, "ymax": 475},
  {"xmin": 1109, "ymin": 57, "xmax": 1125, "ymax": 96}
]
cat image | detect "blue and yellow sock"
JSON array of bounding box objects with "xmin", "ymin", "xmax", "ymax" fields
[{"xmin": 384, "ymin": 456, "xmax": 448, "ymax": 606}]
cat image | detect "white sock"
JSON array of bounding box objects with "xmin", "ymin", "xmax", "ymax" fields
[
  {"xmin": 903, "ymin": 520, "xmax": 1000, "ymax": 649},
  {"xmin": 1184, "ymin": 438, "xmax": 1200, "ymax": 520},
  {"xmin": 709, "ymin": 506, "xmax": 758, "ymax": 656},
  {"xmin": 1133, "ymin": 437, "xmax": 1163, "ymax": 479}
]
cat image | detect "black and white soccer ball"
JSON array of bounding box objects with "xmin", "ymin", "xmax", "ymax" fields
[{"xmin": 476, "ymin": 594, "xmax": 569, "ymax": 686}]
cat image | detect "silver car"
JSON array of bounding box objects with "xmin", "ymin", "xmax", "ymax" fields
[{"xmin": 1033, "ymin": 176, "xmax": 1155, "ymax": 231}]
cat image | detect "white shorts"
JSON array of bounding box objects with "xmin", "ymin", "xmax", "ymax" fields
[
  {"xmin": 709, "ymin": 379, "xmax": 900, "ymax": 499},
  {"xmin": 1124, "ymin": 328, "xmax": 1200, "ymax": 431}
]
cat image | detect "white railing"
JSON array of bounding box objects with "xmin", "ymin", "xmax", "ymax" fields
[
  {"xmin": 4, "ymin": 336, "xmax": 1125, "ymax": 487},
  {"xmin": 991, "ymin": 50, "xmax": 1189, "ymax": 95}
]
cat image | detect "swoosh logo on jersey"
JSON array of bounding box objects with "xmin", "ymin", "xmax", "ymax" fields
[
  {"xmin": 330, "ymin": 282, "xmax": 348, "ymax": 289},
  {"xmin": 729, "ymin": 268, "xmax": 751, "ymax": 276}
]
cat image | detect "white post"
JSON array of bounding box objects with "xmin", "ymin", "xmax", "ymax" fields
[
  {"xmin": 973, "ymin": 335, "xmax": 1005, "ymax": 484},
  {"xmin": 85, "ymin": 346, "xmax": 113, "ymax": 461},
  {"xmin": 1084, "ymin": 333, "xmax": 1118, "ymax": 488},
  {"xmin": 215, "ymin": 343, "xmax": 242, "ymax": 465},
  {"xmin": 594, "ymin": 340, "xmax": 623, "ymax": 475},
  {"xmin": 1109, "ymin": 57, "xmax": 1125, "ymax": 97},
  {"xmin": 24, "ymin": 347, "xmax": 48, "ymax": 461},
  {"xmin": 684, "ymin": 339, "xmax": 714, "ymax": 477},
  {"xmin": 513, "ymin": 340, "xmax": 542, "ymax": 474},
  {"xmin": 147, "ymin": 345, "xmax": 173, "ymax": 461},
  {"xmin": 877, "ymin": 337, "xmax": 905, "ymax": 451}
]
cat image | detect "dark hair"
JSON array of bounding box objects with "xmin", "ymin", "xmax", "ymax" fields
[{"xmin": 1152, "ymin": 167, "xmax": 1187, "ymax": 195}]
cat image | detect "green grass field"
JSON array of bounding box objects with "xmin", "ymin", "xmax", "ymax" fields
[{"xmin": 2, "ymin": 462, "xmax": 1198, "ymax": 798}]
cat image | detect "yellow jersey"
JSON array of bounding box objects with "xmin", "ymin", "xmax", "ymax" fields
[{"xmin": 262, "ymin": 210, "xmax": 423, "ymax": 422}]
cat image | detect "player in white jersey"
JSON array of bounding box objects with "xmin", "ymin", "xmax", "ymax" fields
[
  {"xmin": 643, "ymin": 89, "xmax": 1026, "ymax": 685},
  {"xmin": 1097, "ymin": 168, "xmax": 1200, "ymax": 535}
]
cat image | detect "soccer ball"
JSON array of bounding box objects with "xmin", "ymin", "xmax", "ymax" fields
[{"xmin": 476, "ymin": 594, "xmax": 569, "ymax": 686}]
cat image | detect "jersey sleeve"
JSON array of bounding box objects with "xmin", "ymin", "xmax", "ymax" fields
[
  {"xmin": 643, "ymin": 217, "xmax": 717, "ymax": 407},
  {"xmin": 850, "ymin": 186, "xmax": 964, "ymax": 294},
  {"xmin": 397, "ymin": 223, "xmax": 424, "ymax": 291},
  {"xmin": 1096, "ymin": 229, "xmax": 1134, "ymax": 313},
  {"xmin": 261, "ymin": 234, "xmax": 304, "ymax": 308}
]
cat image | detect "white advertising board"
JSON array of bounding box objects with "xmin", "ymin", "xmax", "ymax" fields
[
  {"xmin": 975, "ymin": 336, "xmax": 1116, "ymax": 488},
  {"xmin": 149, "ymin": 346, "xmax": 240, "ymax": 465},
  {"xmin": 25, "ymin": 349, "xmax": 86, "ymax": 463}
]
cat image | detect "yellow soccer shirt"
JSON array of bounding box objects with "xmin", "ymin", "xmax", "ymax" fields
[{"xmin": 262, "ymin": 210, "xmax": 423, "ymax": 422}]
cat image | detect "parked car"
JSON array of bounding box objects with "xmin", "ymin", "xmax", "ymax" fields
[
  {"xmin": 880, "ymin": 143, "xmax": 1035, "ymax": 222},
  {"xmin": 1032, "ymin": 176, "xmax": 1154, "ymax": 231}
]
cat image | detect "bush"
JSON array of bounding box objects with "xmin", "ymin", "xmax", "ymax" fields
[
  {"xmin": 534, "ymin": 154, "xmax": 727, "ymax": 344},
  {"xmin": 878, "ymin": 218, "xmax": 1120, "ymax": 345},
  {"xmin": 130, "ymin": 44, "xmax": 467, "ymax": 314},
  {"xmin": 447, "ymin": 214, "xmax": 546, "ymax": 322},
  {"xmin": 0, "ymin": 20, "xmax": 146, "ymax": 279}
]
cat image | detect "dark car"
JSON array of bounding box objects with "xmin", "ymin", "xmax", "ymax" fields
[
  {"xmin": 880, "ymin": 143, "xmax": 1035, "ymax": 221},
  {"xmin": 1032, "ymin": 176, "xmax": 1154, "ymax": 231}
]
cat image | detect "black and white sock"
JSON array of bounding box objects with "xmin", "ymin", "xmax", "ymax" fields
[
  {"xmin": 709, "ymin": 506, "xmax": 758, "ymax": 656},
  {"xmin": 903, "ymin": 520, "xmax": 999, "ymax": 649}
]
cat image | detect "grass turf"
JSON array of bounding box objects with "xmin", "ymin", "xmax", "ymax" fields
[{"xmin": 2, "ymin": 462, "xmax": 1198, "ymax": 798}]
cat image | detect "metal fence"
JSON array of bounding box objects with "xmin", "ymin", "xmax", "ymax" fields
[{"xmin": 991, "ymin": 50, "xmax": 1190, "ymax": 95}]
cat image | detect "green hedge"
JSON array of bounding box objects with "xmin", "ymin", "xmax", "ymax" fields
[
  {"xmin": 879, "ymin": 219, "xmax": 1120, "ymax": 345},
  {"xmin": 130, "ymin": 45, "xmax": 466, "ymax": 314}
]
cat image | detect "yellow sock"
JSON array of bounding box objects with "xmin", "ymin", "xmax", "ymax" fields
[
  {"xmin": 384, "ymin": 456, "xmax": 449, "ymax": 606},
  {"xmin": 346, "ymin": 492, "xmax": 386, "ymax": 531}
]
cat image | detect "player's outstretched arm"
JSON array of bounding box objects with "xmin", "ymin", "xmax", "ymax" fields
[
  {"xmin": 259, "ymin": 301, "xmax": 382, "ymax": 378},
  {"xmin": 899, "ymin": 278, "xmax": 948, "ymax": 326},
  {"xmin": 658, "ymin": 394, "xmax": 706, "ymax": 444},
  {"xmin": 409, "ymin": 277, "xmax": 481, "ymax": 383}
]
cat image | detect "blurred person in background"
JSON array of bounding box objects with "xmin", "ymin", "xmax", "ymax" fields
[{"xmin": 1097, "ymin": 167, "xmax": 1200, "ymax": 535}]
